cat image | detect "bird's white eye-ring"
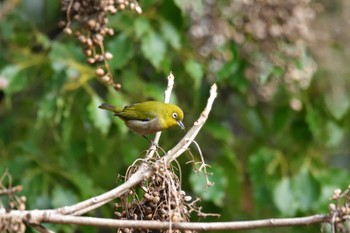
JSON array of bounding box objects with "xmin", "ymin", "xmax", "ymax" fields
[{"xmin": 172, "ymin": 112, "xmax": 178, "ymax": 119}]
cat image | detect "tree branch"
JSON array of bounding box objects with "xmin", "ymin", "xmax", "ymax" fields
[
  {"xmin": 1, "ymin": 209, "xmax": 329, "ymax": 231},
  {"xmin": 41, "ymin": 214, "xmax": 330, "ymax": 231}
]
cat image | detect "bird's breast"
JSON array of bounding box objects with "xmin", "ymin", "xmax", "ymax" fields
[{"xmin": 126, "ymin": 118, "xmax": 163, "ymax": 135}]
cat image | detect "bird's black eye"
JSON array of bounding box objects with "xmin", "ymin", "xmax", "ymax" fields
[{"xmin": 172, "ymin": 112, "xmax": 178, "ymax": 119}]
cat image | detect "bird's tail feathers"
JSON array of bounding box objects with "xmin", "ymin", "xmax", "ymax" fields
[{"xmin": 98, "ymin": 103, "xmax": 122, "ymax": 113}]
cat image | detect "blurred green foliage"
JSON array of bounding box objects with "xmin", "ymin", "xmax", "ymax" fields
[{"xmin": 1, "ymin": 0, "xmax": 350, "ymax": 233}]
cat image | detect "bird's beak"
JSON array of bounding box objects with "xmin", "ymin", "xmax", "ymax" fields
[{"xmin": 177, "ymin": 121, "xmax": 185, "ymax": 130}]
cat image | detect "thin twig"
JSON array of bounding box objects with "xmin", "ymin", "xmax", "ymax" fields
[{"xmin": 0, "ymin": 185, "xmax": 23, "ymax": 196}]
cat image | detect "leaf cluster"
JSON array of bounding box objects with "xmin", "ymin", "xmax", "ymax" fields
[{"xmin": 1, "ymin": 1, "xmax": 350, "ymax": 233}]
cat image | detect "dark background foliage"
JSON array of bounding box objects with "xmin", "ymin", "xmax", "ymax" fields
[{"xmin": 1, "ymin": 0, "xmax": 350, "ymax": 232}]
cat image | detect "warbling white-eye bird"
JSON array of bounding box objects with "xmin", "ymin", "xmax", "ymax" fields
[{"xmin": 98, "ymin": 101, "xmax": 185, "ymax": 136}]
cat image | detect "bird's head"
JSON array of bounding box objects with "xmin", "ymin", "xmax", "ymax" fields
[{"xmin": 163, "ymin": 104, "xmax": 185, "ymax": 130}]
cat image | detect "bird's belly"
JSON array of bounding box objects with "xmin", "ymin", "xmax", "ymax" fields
[{"xmin": 126, "ymin": 119, "xmax": 161, "ymax": 135}]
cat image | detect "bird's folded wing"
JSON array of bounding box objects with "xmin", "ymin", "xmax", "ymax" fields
[{"xmin": 116, "ymin": 106, "xmax": 157, "ymax": 121}]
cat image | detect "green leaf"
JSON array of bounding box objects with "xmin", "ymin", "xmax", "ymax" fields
[
  {"xmin": 185, "ymin": 59, "xmax": 203, "ymax": 89},
  {"xmin": 248, "ymin": 148, "xmax": 277, "ymax": 208},
  {"xmin": 52, "ymin": 186, "xmax": 79, "ymax": 208},
  {"xmin": 325, "ymin": 121, "xmax": 344, "ymax": 148},
  {"xmin": 67, "ymin": 172, "xmax": 97, "ymax": 199},
  {"xmin": 1, "ymin": 65, "xmax": 26, "ymax": 95},
  {"xmin": 271, "ymin": 106, "xmax": 291, "ymax": 132},
  {"xmin": 141, "ymin": 32, "xmax": 166, "ymax": 70},
  {"xmin": 216, "ymin": 46, "xmax": 247, "ymax": 93},
  {"xmin": 273, "ymin": 177, "xmax": 297, "ymax": 216},
  {"xmin": 49, "ymin": 42, "xmax": 71, "ymax": 71},
  {"xmin": 315, "ymin": 168, "xmax": 350, "ymax": 211},
  {"xmin": 88, "ymin": 95, "xmax": 111, "ymax": 135},
  {"xmin": 217, "ymin": 59, "xmax": 239, "ymax": 81},
  {"xmin": 189, "ymin": 165, "xmax": 227, "ymax": 207},
  {"xmin": 36, "ymin": 92, "xmax": 56, "ymax": 127},
  {"xmin": 290, "ymin": 119, "xmax": 312, "ymax": 145},
  {"xmin": 306, "ymin": 104, "xmax": 323, "ymax": 140},
  {"xmin": 293, "ymin": 167, "xmax": 320, "ymax": 212},
  {"xmin": 134, "ymin": 17, "xmax": 152, "ymax": 38},
  {"xmin": 108, "ymin": 33, "xmax": 135, "ymax": 70},
  {"xmin": 204, "ymin": 121, "xmax": 234, "ymax": 145},
  {"xmin": 325, "ymin": 83, "xmax": 350, "ymax": 120},
  {"xmin": 160, "ymin": 20, "xmax": 181, "ymax": 49},
  {"xmin": 49, "ymin": 42, "xmax": 84, "ymax": 71}
]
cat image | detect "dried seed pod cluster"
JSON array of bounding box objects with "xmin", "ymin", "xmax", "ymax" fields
[
  {"xmin": 60, "ymin": 0, "xmax": 142, "ymax": 90},
  {"xmin": 185, "ymin": 0, "xmax": 316, "ymax": 103},
  {"xmin": 230, "ymin": 0, "xmax": 317, "ymax": 102},
  {"xmin": 0, "ymin": 185, "xmax": 27, "ymax": 233},
  {"xmin": 328, "ymin": 186, "xmax": 350, "ymax": 232},
  {"xmin": 115, "ymin": 163, "xmax": 196, "ymax": 233}
]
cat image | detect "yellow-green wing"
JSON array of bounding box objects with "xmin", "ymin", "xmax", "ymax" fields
[{"xmin": 115, "ymin": 102, "xmax": 159, "ymax": 121}]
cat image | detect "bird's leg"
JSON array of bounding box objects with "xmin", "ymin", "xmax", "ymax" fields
[{"xmin": 143, "ymin": 135, "xmax": 156, "ymax": 145}]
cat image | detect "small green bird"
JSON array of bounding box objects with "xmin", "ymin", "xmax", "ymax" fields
[{"xmin": 98, "ymin": 101, "xmax": 185, "ymax": 135}]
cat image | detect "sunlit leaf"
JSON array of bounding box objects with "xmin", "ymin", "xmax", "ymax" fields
[
  {"xmin": 325, "ymin": 121, "xmax": 344, "ymax": 148},
  {"xmin": 160, "ymin": 20, "xmax": 181, "ymax": 49},
  {"xmin": 141, "ymin": 31, "xmax": 166, "ymax": 70},
  {"xmin": 204, "ymin": 121, "xmax": 234, "ymax": 145},
  {"xmin": 185, "ymin": 59, "xmax": 203, "ymax": 90},
  {"xmin": 293, "ymin": 167, "xmax": 320, "ymax": 211},
  {"xmin": 88, "ymin": 95, "xmax": 111, "ymax": 135},
  {"xmin": 49, "ymin": 42, "xmax": 71, "ymax": 71},
  {"xmin": 325, "ymin": 83, "xmax": 350, "ymax": 120},
  {"xmin": 108, "ymin": 33, "xmax": 135, "ymax": 70},
  {"xmin": 1, "ymin": 65, "xmax": 26, "ymax": 95},
  {"xmin": 134, "ymin": 17, "xmax": 152, "ymax": 38},
  {"xmin": 52, "ymin": 186, "xmax": 79, "ymax": 208},
  {"xmin": 36, "ymin": 92, "xmax": 56, "ymax": 127},
  {"xmin": 67, "ymin": 172, "xmax": 97, "ymax": 199},
  {"xmin": 49, "ymin": 42, "xmax": 84, "ymax": 71},
  {"xmin": 273, "ymin": 177, "xmax": 297, "ymax": 216}
]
